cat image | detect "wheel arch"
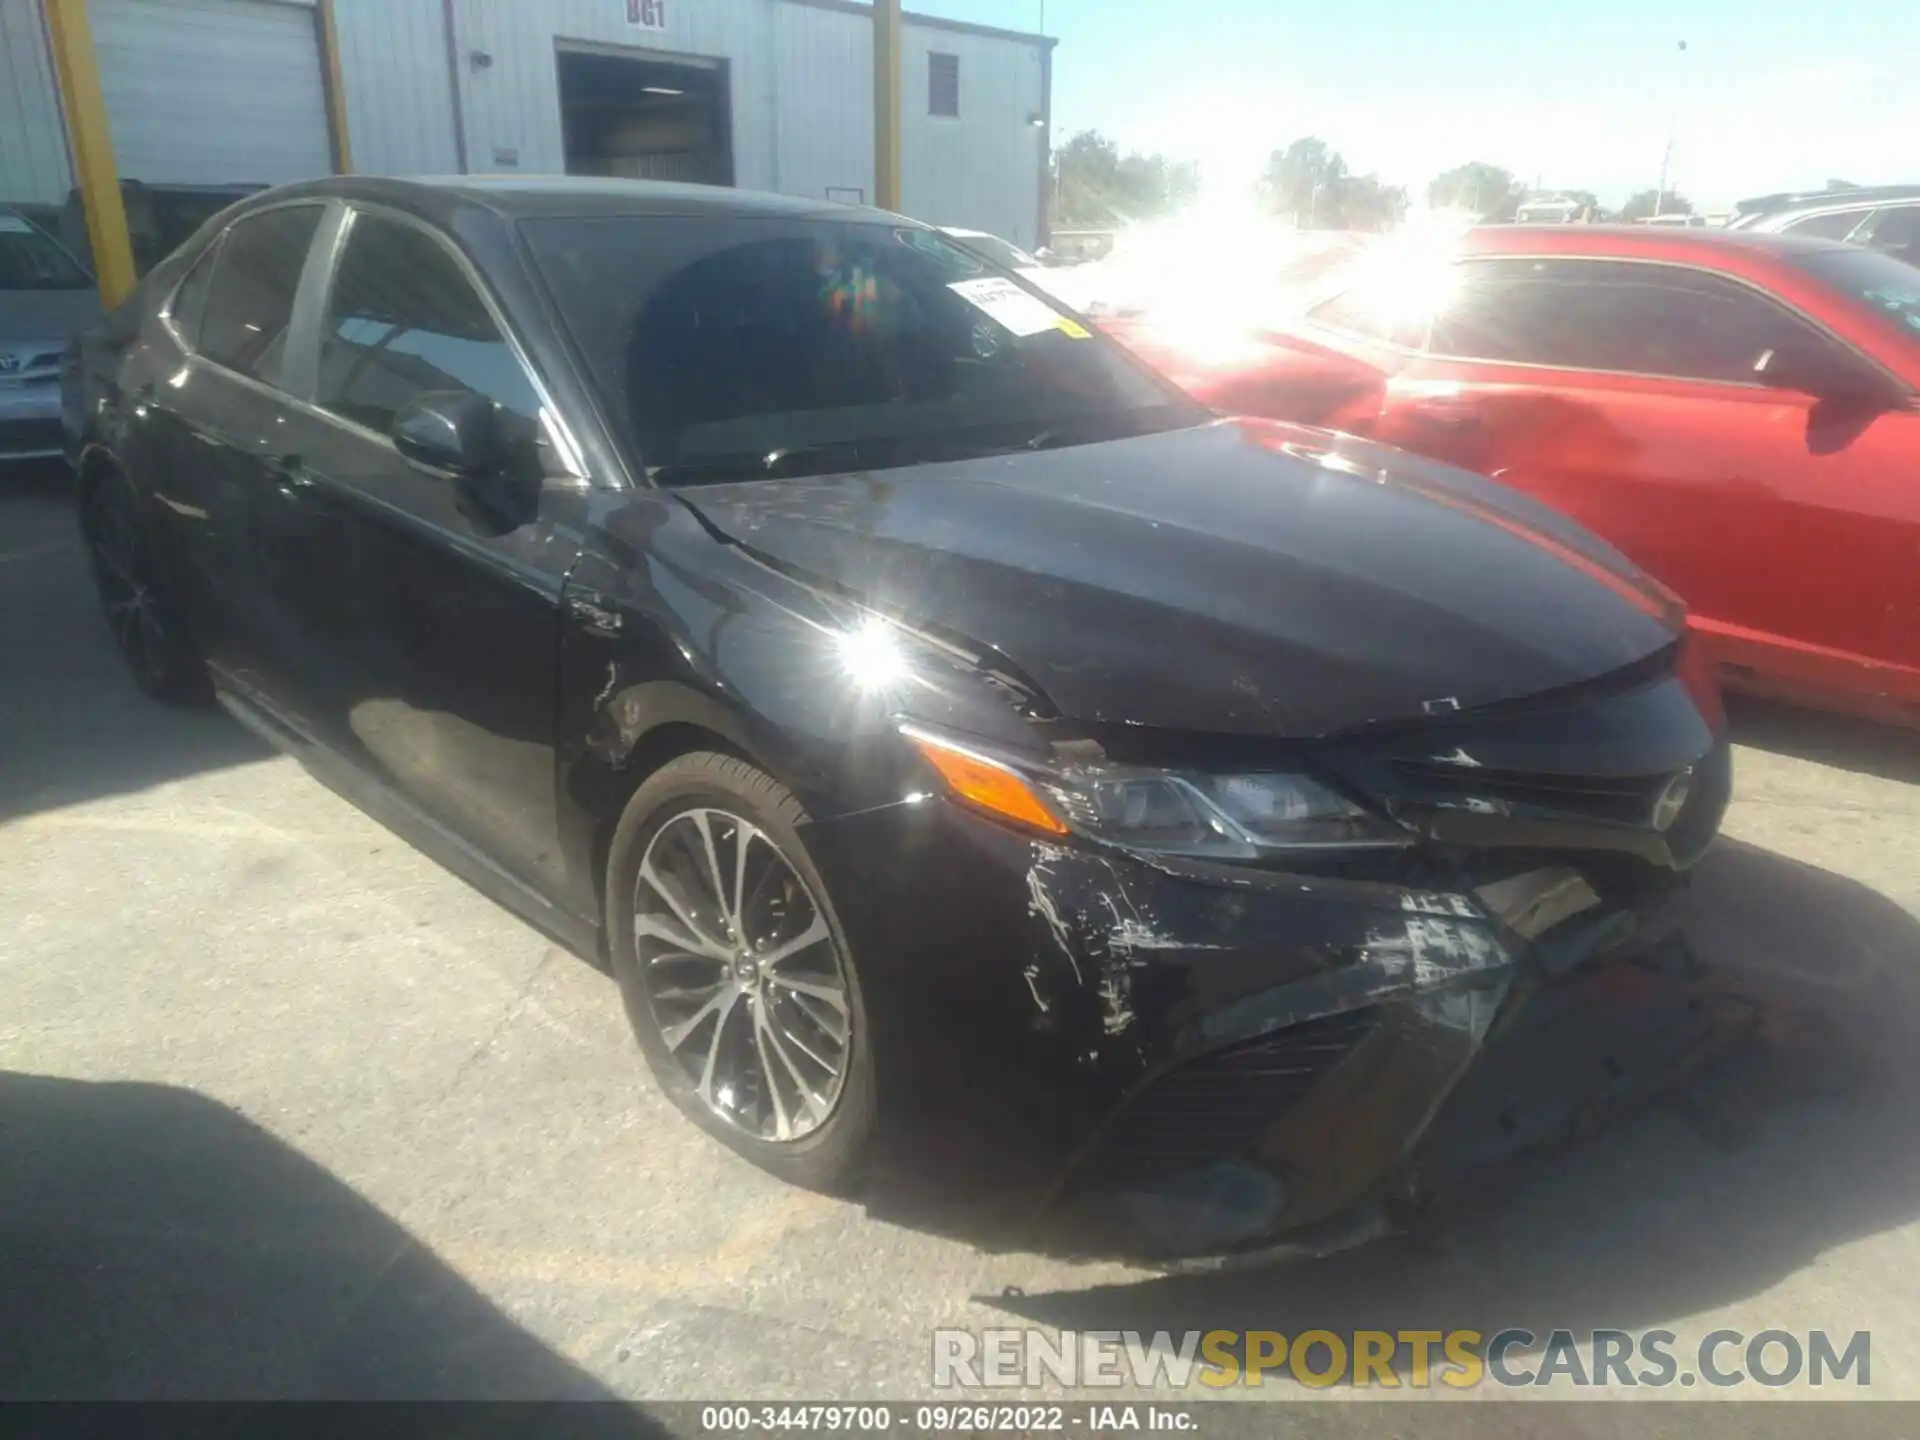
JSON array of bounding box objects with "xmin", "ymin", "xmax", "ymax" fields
[
  {"xmin": 577, "ymin": 680, "xmax": 804, "ymax": 948},
  {"xmin": 74, "ymin": 442, "xmax": 124, "ymax": 507}
]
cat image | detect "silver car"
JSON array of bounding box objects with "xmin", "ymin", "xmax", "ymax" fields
[
  {"xmin": 1, "ymin": 209, "xmax": 99, "ymax": 462},
  {"xmin": 1729, "ymin": 187, "xmax": 1920, "ymax": 267}
]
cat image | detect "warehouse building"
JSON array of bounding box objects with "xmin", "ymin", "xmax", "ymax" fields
[{"xmin": 0, "ymin": 0, "xmax": 1054, "ymax": 264}]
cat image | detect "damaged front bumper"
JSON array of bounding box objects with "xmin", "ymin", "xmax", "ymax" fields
[
  {"xmin": 809, "ymin": 664, "xmax": 1732, "ymax": 1265},
  {"xmin": 1022, "ymin": 847, "xmax": 1699, "ymax": 1263}
]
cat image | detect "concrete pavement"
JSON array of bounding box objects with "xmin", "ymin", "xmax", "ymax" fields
[{"xmin": 5, "ymin": 463, "xmax": 1920, "ymax": 1418}]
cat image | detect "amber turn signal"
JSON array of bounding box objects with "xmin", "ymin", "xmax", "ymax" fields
[{"xmin": 904, "ymin": 731, "xmax": 1069, "ymax": 836}]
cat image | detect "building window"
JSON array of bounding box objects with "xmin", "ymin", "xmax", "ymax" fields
[{"xmin": 929, "ymin": 52, "xmax": 959, "ymax": 117}]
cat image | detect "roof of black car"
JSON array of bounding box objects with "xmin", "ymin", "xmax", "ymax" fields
[{"xmin": 291, "ymin": 173, "xmax": 898, "ymax": 225}]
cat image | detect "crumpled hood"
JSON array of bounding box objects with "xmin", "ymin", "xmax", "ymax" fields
[{"xmin": 679, "ymin": 418, "xmax": 1682, "ymax": 737}]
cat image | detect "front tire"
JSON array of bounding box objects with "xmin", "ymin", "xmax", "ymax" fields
[
  {"xmin": 606, "ymin": 751, "xmax": 878, "ymax": 1191},
  {"xmin": 80, "ymin": 470, "xmax": 209, "ymax": 705}
]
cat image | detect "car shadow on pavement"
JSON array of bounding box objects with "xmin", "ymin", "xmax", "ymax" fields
[
  {"xmin": 981, "ymin": 837, "xmax": 1920, "ymax": 1382},
  {"xmin": 0, "ymin": 1068, "xmax": 670, "ymax": 1420},
  {"xmin": 0, "ymin": 463, "xmax": 268, "ymax": 822},
  {"xmin": 1727, "ymin": 693, "xmax": 1920, "ymax": 785}
]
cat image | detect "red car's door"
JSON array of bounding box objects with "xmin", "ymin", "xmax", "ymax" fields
[{"xmin": 1372, "ymin": 256, "xmax": 1920, "ymax": 713}]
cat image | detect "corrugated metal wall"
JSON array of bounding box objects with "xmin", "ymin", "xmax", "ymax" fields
[
  {"xmin": 429, "ymin": 0, "xmax": 780, "ymax": 185},
  {"xmin": 330, "ymin": 0, "xmax": 1044, "ymax": 238},
  {"xmin": 91, "ymin": 0, "xmax": 333, "ymax": 186},
  {"xmin": 772, "ymin": 1, "xmax": 872, "ymax": 203},
  {"xmin": 900, "ymin": 22, "xmax": 1045, "ymax": 247},
  {"xmin": 331, "ymin": 0, "xmax": 459, "ymax": 175},
  {"xmin": 0, "ymin": 0, "xmax": 71, "ymax": 205},
  {"xmin": 0, "ymin": 0, "xmax": 1045, "ymax": 236}
]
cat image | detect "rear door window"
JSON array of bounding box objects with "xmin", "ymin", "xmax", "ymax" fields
[
  {"xmin": 315, "ymin": 212, "xmax": 541, "ymax": 435},
  {"xmin": 1429, "ymin": 257, "xmax": 1832, "ymax": 384},
  {"xmin": 1781, "ymin": 209, "xmax": 1868, "ymax": 241},
  {"xmin": 197, "ymin": 205, "xmax": 324, "ymax": 383},
  {"xmin": 167, "ymin": 239, "xmax": 223, "ymax": 348},
  {"xmin": 1858, "ymin": 206, "xmax": 1920, "ymax": 266}
]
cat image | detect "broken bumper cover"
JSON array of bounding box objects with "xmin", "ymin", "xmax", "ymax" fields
[
  {"xmin": 815, "ymin": 787, "xmax": 1714, "ymax": 1264},
  {"xmin": 1034, "ymin": 849, "xmax": 1706, "ymax": 1262}
]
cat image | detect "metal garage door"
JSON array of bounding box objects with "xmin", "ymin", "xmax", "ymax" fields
[{"xmin": 92, "ymin": 0, "xmax": 333, "ymax": 186}]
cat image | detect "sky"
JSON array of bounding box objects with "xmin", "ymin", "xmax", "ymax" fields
[{"xmin": 903, "ymin": 0, "xmax": 1919, "ymax": 213}]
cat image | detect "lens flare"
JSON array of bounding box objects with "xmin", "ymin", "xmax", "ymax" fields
[{"xmin": 835, "ymin": 616, "xmax": 910, "ymax": 692}]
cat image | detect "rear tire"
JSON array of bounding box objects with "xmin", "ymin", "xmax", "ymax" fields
[
  {"xmin": 605, "ymin": 751, "xmax": 877, "ymax": 1192},
  {"xmin": 80, "ymin": 470, "xmax": 209, "ymax": 705}
]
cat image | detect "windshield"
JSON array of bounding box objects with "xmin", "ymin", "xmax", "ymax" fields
[
  {"xmin": 949, "ymin": 231, "xmax": 1040, "ymax": 271},
  {"xmin": 524, "ymin": 215, "xmax": 1199, "ymax": 481},
  {"xmin": 1791, "ymin": 246, "xmax": 1920, "ymax": 348},
  {"xmin": 0, "ymin": 214, "xmax": 92, "ymax": 290}
]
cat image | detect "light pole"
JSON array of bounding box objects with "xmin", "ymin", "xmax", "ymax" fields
[{"xmin": 1653, "ymin": 39, "xmax": 1688, "ymax": 218}]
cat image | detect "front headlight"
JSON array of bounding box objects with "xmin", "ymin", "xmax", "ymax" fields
[{"xmin": 902, "ymin": 725, "xmax": 1409, "ymax": 858}]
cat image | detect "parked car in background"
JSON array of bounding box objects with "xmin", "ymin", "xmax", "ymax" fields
[
  {"xmin": 1515, "ymin": 197, "xmax": 1596, "ymax": 225},
  {"xmin": 1, "ymin": 207, "xmax": 98, "ymax": 462},
  {"xmin": 1107, "ymin": 225, "xmax": 1920, "ymax": 726},
  {"xmin": 939, "ymin": 226, "xmax": 1046, "ymax": 278},
  {"xmin": 67, "ymin": 176, "xmax": 1729, "ymax": 1262},
  {"xmin": 938, "ymin": 226, "xmax": 1096, "ymax": 309},
  {"xmin": 53, "ymin": 180, "xmax": 269, "ymax": 279},
  {"xmin": 1727, "ymin": 185, "xmax": 1920, "ymax": 267}
]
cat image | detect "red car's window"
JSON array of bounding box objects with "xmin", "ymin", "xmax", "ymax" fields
[{"xmin": 1428, "ymin": 257, "xmax": 1836, "ymax": 385}]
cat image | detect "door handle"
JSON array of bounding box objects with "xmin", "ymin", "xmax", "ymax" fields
[{"xmin": 269, "ymin": 453, "xmax": 313, "ymax": 492}]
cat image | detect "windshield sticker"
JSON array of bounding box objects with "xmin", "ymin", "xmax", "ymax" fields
[
  {"xmin": 0, "ymin": 215, "xmax": 35, "ymax": 234},
  {"xmin": 948, "ymin": 276, "xmax": 1063, "ymax": 338},
  {"xmin": 1054, "ymin": 316, "xmax": 1093, "ymax": 340}
]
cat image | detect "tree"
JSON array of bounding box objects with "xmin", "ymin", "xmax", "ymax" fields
[
  {"xmin": 1617, "ymin": 188, "xmax": 1693, "ymax": 222},
  {"xmin": 1253, "ymin": 140, "xmax": 1404, "ymax": 230},
  {"xmin": 1052, "ymin": 129, "xmax": 1200, "ymax": 227},
  {"xmin": 1428, "ymin": 162, "xmax": 1521, "ymax": 220},
  {"xmin": 1333, "ymin": 174, "xmax": 1408, "ymax": 231},
  {"xmin": 1260, "ymin": 138, "xmax": 1348, "ymax": 225}
]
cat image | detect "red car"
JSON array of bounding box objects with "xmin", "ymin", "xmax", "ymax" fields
[{"xmin": 1108, "ymin": 226, "xmax": 1920, "ymax": 726}]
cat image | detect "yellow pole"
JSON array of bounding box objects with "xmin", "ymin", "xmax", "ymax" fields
[
  {"xmin": 872, "ymin": 0, "xmax": 901, "ymax": 211},
  {"xmin": 43, "ymin": 0, "xmax": 136, "ymax": 306},
  {"xmin": 316, "ymin": 0, "xmax": 353, "ymax": 173}
]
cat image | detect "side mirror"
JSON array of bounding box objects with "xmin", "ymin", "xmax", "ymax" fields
[
  {"xmin": 1755, "ymin": 344, "xmax": 1899, "ymax": 411},
  {"xmin": 392, "ymin": 390, "xmax": 538, "ymax": 535},
  {"xmin": 392, "ymin": 389, "xmax": 501, "ymax": 475}
]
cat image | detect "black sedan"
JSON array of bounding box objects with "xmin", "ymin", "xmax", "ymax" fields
[{"xmin": 67, "ymin": 177, "xmax": 1730, "ymax": 1262}]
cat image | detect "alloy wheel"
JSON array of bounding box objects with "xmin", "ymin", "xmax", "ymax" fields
[
  {"xmin": 86, "ymin": 484, "xmax": 171, "ymax": 692},
  {"xmin": 633, "ymin": 807, "xmax": 853, "ymax": 1142}
]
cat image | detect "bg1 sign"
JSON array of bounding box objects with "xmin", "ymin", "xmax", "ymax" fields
[{"xmin": 626, "ymin": 0, "xmax": 666, "ymax": 29}]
